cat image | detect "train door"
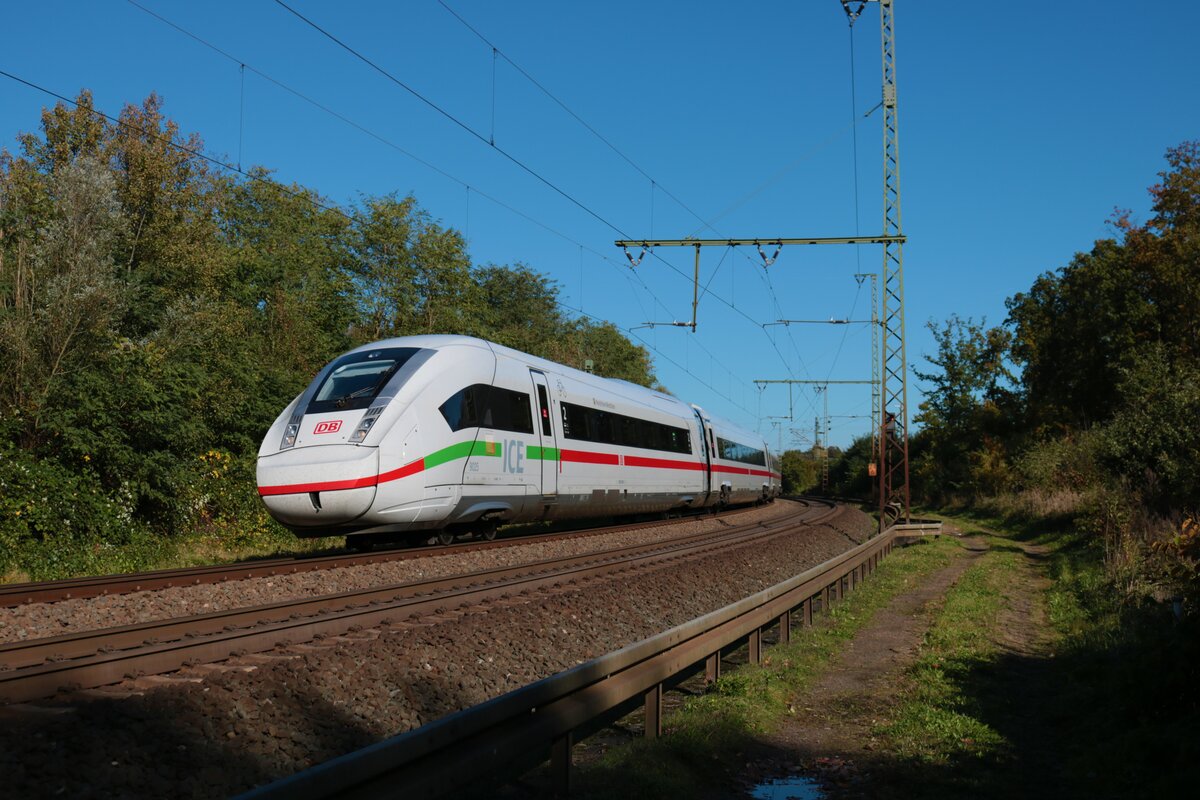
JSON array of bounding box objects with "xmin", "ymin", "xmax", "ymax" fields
[
  {"xmin": 529, "ymin": 370, "xmax": 558, "ymax": 499},
  {"xmin": 692, "ymin": 406, "xmax": 713, "ymax": 503}
]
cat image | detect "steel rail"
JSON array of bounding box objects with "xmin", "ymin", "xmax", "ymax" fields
[
  {"xmin": 237, "ymin": 519, "xmax": 938, "ymax": 800},
  {"xmin": 0, "ymin": 502, "xmax": 837, "ymax": 703},
  {"xmin": 0, "ymin": 504, "xmax": 766, "ymax": 607}
]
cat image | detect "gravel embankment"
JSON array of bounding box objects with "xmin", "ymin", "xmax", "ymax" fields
[
  {"xmin": 0, "ymin": 503, "xmax": 804, "ymax": 643},
  {"xmin": 0, "ymin": 503, "xmax": 873, "ymax": 799}
]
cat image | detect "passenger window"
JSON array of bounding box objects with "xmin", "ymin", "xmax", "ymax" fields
[
  {"xmin": 439, "ymin": 384, "xmax": 533, "ymax": 434},
  {"xmin": 536, "ymin": 385, "xmax": 552, "ymax": 436}
]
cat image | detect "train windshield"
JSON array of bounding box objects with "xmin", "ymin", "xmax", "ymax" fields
[{"xmin": 306, "ymin": 347, "xmax": 421, "ymax": 414}]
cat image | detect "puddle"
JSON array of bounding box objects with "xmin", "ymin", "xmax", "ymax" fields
[{"xmin": 750, "ymin": 775, "xmax": 824, "ymax": 800}]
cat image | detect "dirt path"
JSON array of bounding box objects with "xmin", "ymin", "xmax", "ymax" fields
[{"xmin": 739, "ymin": 529, "xmax": 1061, "ymax": 798}]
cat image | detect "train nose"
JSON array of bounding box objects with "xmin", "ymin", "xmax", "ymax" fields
[{"xmin": 257, "ymin": 445, "xmax": 380, "ymax": 529}]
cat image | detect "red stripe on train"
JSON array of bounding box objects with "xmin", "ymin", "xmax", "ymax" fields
[
  {"xmin": 624, "ymin": 455, "xmax": 706, "ymax": 471},
  {"xmin": 258, "ymin": 458, "xmax": 424, "ymax": 496},
  {"xmin": 560, "ymin": 449, "xmax": 621, "ymax": 465}
]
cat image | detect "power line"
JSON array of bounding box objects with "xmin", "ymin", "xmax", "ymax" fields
[
  {"xmin": 267, "ymin": 0, "xmax": 789, "ymax": 391},
  {"xmin": 559, "ymin": 301, "xmax": 756, "ymax": 419},
  {"xmin": 432, "ymin": 1, "xmax": 834, "ymax": 392},
  {"xmin": 121, "ymin": 1, "xmax": 695, "ymax": 333},
  {"xmin": 129, "ymin": 1, "xmax": 831, "ymax": 419},
  {"xmin": 272, "ymin": 0, "xmax": 629, "ymax": 239},
  {"xmin": 0, "ymin": 68, "xmax": 352, "ymax": 221},
  {"xmin": 436, "ymin": 0, "xmax": 717, "ymax": 238}
]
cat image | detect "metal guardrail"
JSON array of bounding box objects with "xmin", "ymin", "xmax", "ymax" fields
[{"xmin": 239, "ymin": 521, "xmax": 934, "ymax": 799}]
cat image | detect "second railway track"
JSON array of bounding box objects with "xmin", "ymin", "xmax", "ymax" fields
[
  {"xmin": 0, "ymin": 499, "xmax": 839, "ymax": 704},
  {"xmin": 0, "ymin": 504, "xmax": 766, "ymax": 608}
]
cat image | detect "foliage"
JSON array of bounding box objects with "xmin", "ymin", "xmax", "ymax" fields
[
  {"xmin": 817, "ymin": 141, "xmax": 1200, "ymax": 603},
  {"xmin": 910, "ymin": 315, "xmax": 1016, "ymax": 502},
  {"xmin": 0, "ymin": 91, "xmax": 659, "ymax": 579},
  {"xmin": 778, "ymin": 449, "xmax": 819, "ymax": 494},
  {"xmin": 827, "ymin": 434, "xmax": 875, "ymax": 498}
]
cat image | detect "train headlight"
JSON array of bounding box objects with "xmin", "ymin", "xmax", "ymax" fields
[
  {"xmin": 280, "ymin": 423, "xmax": 299, "ymax": 450},
  {"xmin": 349, "ymin": 416, "xmax": 376, "ymax": 443}
]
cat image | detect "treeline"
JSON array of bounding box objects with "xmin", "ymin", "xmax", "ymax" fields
[
  {"xmin": 827, "ymin": 142, "xmax": 1200, "ymax": 601},
  {"xmin": 0, "ymin": 92, "xmax": 656, "ymax": 578}
]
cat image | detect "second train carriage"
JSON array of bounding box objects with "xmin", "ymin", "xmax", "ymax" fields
[{"xmin": 256, "ymin": 335, "xmax": 780, "ymax": 543}]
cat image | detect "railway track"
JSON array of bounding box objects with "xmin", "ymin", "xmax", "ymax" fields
[
  {"xmin": 0, "ymin": 504, "xmax": 765, "ymax": 607},
  {"xmin": 0, "ymin": 500, "xmax": 838, "ymax": 704}
]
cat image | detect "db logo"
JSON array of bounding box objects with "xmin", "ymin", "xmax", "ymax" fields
[{"xmin": 314, "ymin": 420, "xmax": 343, "ymax": 435}]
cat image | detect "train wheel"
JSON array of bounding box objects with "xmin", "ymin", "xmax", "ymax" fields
[
  {"xmin": 436, "ymin": 530, "xmax": 455, "ymax": 546},
  {"xmin": 480, "ymin": 524, "xmax": 498, "ymax": 541}
]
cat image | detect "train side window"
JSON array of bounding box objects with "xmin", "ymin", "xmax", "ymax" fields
[
  {"xmin": 490, "ymin": 386, "xmax": 534, "ymax": 434},
  {"xmin": 439, "ymin": 385, "xmax": 482, "ymax": 432},
  {"xmin": 440, "ymin": 385, "xmax": 533, "ymax": 434},
  {"xmin": 715, "ymin": 435, "xmax": 767, "ymax": 466},
  {"xmin": 559, "ymin": 401, "xmax": 690, "ymax": 454},
  {"xmin": 535, "ymin": 385, "xmax": 552, "ymax": 436}
]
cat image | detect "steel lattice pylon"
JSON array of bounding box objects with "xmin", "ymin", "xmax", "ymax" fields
[{"xmin": 875, "ymin": 0, "xmax": 909, "ymax": 523}]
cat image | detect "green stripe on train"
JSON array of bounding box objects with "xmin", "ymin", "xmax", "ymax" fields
[
  {"xmin": 424, "ymin": 439, "xmax": 503, "ymax": 469},
  {"xmin": 528, "ymin": 446, "xmax": 560, "ymax": 461}
]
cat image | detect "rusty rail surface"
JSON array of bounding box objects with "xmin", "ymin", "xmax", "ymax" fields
[
  {"xmin": 0, "ymin": 503, "xmax": 834, "ymax": 704},
  {"xmin": 239, "ymin": 519, "xmax": 940, "ymax": 799},
  {"xmin": 0, "ymin": 504, "xmax": 765, "ymax": 607}
]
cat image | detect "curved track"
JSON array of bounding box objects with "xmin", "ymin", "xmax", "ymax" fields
[
  {"xmin": 0, "ymin": 505, "xmax": 763, "ymax": 607},
  {"xmin": 0, "ymin": 500, "xmax": 838, "ymax": 704}
]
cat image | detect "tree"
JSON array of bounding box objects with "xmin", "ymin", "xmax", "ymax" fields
[
  {"xmin": 912, "ymin": 315, "xmax": 1015, "ymax": 500},
  {"xmin": 350, "ymin": 194, "xmax": 476, "ymax": 340},
  {"xmin": 0, "ymin": 156, "xmax": 124, "ymax": 446},
  {"xmin": 220, "ymin": 171, "xmax": 355, "ymax": 379},
  {"xmin": 473, "ymin": 263, "xmax": 565, "ymax": 353},
  {"xmin": 779, "ymin": 449, "xmax": 818, "ymax": 494},
  {"xmin": 550, "ymin": 318, "xmax": 657, "ymax": 386}
]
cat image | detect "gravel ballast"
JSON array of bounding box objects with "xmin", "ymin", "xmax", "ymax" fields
[
  {"xmin": 0, "ymin": 505, "xmax": 797, "ymax": 643},
  {"xmin": 0, "ymin": 502, "xmax": 873, "ymax": 798}
]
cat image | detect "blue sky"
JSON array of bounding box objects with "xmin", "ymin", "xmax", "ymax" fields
[{"xmin": 3, "ymin": 1, "xmax": 1197, "ymax": 448}]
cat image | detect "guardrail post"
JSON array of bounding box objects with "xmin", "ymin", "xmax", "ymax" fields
[
  {"xmin": 551, "ymin": 731, "xmax": 573, "ymax": 798},
  {"xmin": 777, "ymin": 610, "xmax": 790, "ymax": 645},
  {"xmin": 822, "ymin": 584, "xmax": 832, "ymax": 612},
  {"xmin": 706, "ymin": 651, "xmax": 721, "ymax": 683},
  {"xmin": 749, "ymin": 628, "xmax": 762, "ymax": 664},
  {"xmin": 802, "ymin": 597, "xmax": 813, "ymax": 626},
  {"xmin": 644, "ymin": 684, "xmax": 662, "ymax": 739}
]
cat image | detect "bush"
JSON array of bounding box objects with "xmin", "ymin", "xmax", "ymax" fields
[{"xmin": 0, "ymin": 443, "xmax": 167, "ymax": 579}]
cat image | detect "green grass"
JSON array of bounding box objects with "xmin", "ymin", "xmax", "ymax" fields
[
  {"xmin": 572, "ymin": 534, "xmax": 965, "ymax": 799},
  {"xmin": 880, "ymin": 547, "xmax": 1018, "ymax": 762},
  {"xmin": 876, "ymin": 511, "xmax": 1200, "ymax": 799},
  {"xmin": 0, "ymin": 524, "xmax": 343, "ymax": 584},
  {"xmin": 871, "ymin": 527, "xmax": 1032, "ymax": 798}
]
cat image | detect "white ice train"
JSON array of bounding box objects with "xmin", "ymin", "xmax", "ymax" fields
[{"xmin": 257, "ymin": 335, "xmax": 781, "ymax": 545}]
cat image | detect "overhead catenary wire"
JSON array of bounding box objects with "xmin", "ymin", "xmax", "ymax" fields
[
  {"xmin": 434, "ymin": 0, "xmax": 828, "ymax": 391},
  {"xmin": 130, "ymin": 1, "xmax": 845, "ymax": 432},
  {"xmin": 437, "ymin": 0, "xmax": 719, "ymax": 238},
  {"xmin": 272, "ymin": 0, "xmax": 630, "ymax": 240},
  {"xmin": 265, "ymin": 0, "xmax": 799, "ymax": 389},
  {"xmin": 122, "ymin": 0, "xmax": 694, "ymax": 333}
]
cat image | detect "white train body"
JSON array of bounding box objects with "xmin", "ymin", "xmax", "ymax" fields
[{"xmin": 257, "ymin": 336, "xmax": 780, "ymax": 538}]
